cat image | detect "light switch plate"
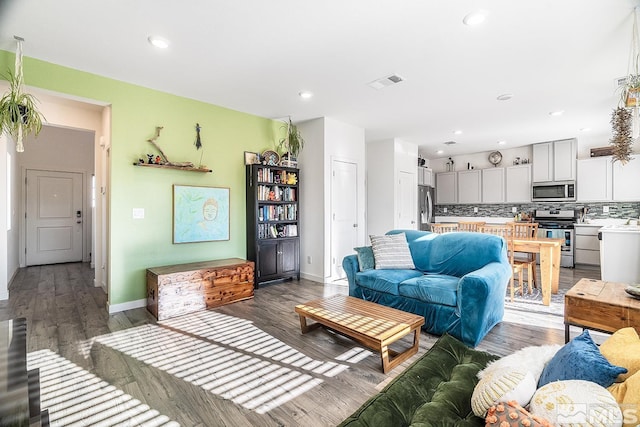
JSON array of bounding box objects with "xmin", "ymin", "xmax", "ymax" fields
[
  {"xmin": 133, "ymin": 208, "xmax": 145, "ymax": 219},
  {"xmin": 512, "ymin": 207, "xmax": 517, "ymax": 213},
  {"xmin": 443, "ymin": 207, "xmax": 448, "ymax": 213},
  {"xmin": 603, "ymin": 206, "xmax": 610, "ymax": 214},
  {"xmin": 474, "ymin": 207, "xmax": 478, "ymax": 213}
]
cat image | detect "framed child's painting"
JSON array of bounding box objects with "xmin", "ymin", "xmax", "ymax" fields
[{"xmin": 173, "ymin": 185, "xmax": 230, "ymax": 243}]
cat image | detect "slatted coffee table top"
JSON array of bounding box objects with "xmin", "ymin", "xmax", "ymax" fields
[{"xmin": 295, "ymin": 295, "xmax": 424, "ymax": 341}]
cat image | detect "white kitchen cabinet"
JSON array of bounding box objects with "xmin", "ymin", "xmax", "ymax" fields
[
  {"xmin": 436, "ymin": 172, "xmax": 457, "ymax": 204},
  {"xmin": 482, "ymin": 167, "xmax": 505, "ymax": 203},
  {"xmin": 505, "ymin": 164, "xmax": 531, "ymax": 203},
  {"xmin": 532, "ymin": 142, "xmax": 553, "ymax": 182},
  {"xmin": 577, "ymin": 156, "xmax": 613, "ymax": 201},
  {"xmin": 417, "ymin": 166, "xmax": 433, "ymax": 187},
  {"xmin": 532, "ymin": 139, "xmax": 576, "ymax": 182},
  {"xmin": 457, "ymin": 170, "xmax": 482, "ymax": 204},
  {"xmin": 574, "ymin": 225, "xmax": 601, "ymax": 266},
  {"xmin": 613, "ymin": 156, "xmax": 640, "ymax": 201}
]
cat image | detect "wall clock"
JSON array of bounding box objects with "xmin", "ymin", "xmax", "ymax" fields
[{"xmin": 488, "ymin": 151, "xmax": 503, "ymax": 167}]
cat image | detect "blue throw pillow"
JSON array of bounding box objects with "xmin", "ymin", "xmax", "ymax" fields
[
  {"xmin": 538, "ymin": 330, "xmax": 627, "ymax": 388},
  {"xmin": 353, "ymin": 246, "xmax": 375, "ymax": 271}
]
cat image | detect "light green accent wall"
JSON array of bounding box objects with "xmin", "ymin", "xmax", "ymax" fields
[{"xmin": 0, "ymin": 50, "xmax": 282, "ymax": 305}]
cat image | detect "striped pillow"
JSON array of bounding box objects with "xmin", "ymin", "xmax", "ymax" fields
[{"xmin": 370, "ymin": 233, "xmax": 415, "ymax": 269}]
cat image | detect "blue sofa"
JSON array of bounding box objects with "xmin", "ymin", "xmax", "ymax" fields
[{"xmin": 342, "ymin": 229, "xmax": 511, "ymax": 347}]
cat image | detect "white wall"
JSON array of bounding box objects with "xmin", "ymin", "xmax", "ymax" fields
[
  {"xmin": 297, "ymin": 117, "xmax": 365, "ymax": 283},
  {"xmin": 424, "ymin": 134, "xmax": 640, "ymax": 173},
  {"xmin": 427, "ymin": 145, "xmax": 533, "ymax": 173},
  {"xmin": 297, "ymin": 118, "xmax": 325, "ymax": 283},
  {"xmin": 324, "ymin": 118, "xmax": 366, "ymax": 279},
  {"xmin": 366, "ymin": 140, "xmax": 395, "ymax": 236},
  {"xmin": 367, "ymin": 138, "xmax": 418, "ymax": 236}
]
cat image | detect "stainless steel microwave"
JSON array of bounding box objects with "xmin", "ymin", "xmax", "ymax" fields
[{"xmin": 531, "ymin": 181, "xmax": 576, "ymax": 202}]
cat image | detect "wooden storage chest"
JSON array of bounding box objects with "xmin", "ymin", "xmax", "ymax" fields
[{"xmin": 146, "ymin": 258, "xmax": 254, "ymax": 320}]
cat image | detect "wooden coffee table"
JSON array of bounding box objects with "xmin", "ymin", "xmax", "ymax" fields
[
  {"xmin": 564, "ymin": 278, "xmax": 640, "ymax": 342},
  {"xmin": 295, "ymin": 295, "xmax": 424, "ymax": 373}
]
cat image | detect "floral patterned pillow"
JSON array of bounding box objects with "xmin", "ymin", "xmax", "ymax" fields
[{"xmin": 485, "ymin": 401, "xmax": 553, "ymax": 427}]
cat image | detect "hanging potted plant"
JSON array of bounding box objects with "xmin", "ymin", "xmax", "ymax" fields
[
  {"xmin": 0, "ymin": 37, "xmax": 45, "ymax": 152},
  {"xmin": 610, "ymin": 106, "xmax": 634, "ymax": 164},
  {"xmin": 610, "ymin": 10, "xmax": 640, "ymax": 163},
  {"xmin": 278, "ymin": 117, "xmax": 305, "ymax": 167}
]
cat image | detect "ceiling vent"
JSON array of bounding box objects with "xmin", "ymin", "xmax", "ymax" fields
[
  {"xmin": 444, "ymin": 141, "xmax": 457, "ymax": 145},
  {"xmin": 368, "ymin": 74, "xmax": 405, "ymax": 90}
]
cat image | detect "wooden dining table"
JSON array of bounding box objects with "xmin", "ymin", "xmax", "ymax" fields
[{"xmin": 511, "ymin": 237, "xmax": 564, "ymax": 306}]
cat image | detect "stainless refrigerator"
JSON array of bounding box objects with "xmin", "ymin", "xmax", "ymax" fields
[{"xmin": 418, "ymin": 185, "xmax": 435, "ymax": 231}]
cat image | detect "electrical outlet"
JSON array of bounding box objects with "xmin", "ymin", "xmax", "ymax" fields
[
  {"xmin": 444, "ymin": 207, "xmax": 448, "ymax": 213},
  {"xmin": 307, "ymin": 255, "xmax": 312, "ymax": 264},
  {"xmin": 512, "ymin": 207, "xmax": 517, "ymax": 213},
  {"xmin": 473, "ymin": 207, "xmax": 478, "ymax": 213},
  {"xmin": 132, "ymin": 208, "xmax": 144, "ymax": 219},
  {"xmin": 603, "ymin": 206, "xmax": 610, "ymax": 214}
]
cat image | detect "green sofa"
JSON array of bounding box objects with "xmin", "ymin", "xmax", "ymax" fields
[{"xmin": 339, "ymin": 334, "xmax": 498, "ymax": 427}]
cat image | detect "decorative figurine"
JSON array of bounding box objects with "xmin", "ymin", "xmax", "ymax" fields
[
  {"xmin": 147, "ymin": 154, "xmax": 154, "ymax": 164},
  {"xmin": 195, "ymin": 123, "xmax": 202, "ymax": 150}
]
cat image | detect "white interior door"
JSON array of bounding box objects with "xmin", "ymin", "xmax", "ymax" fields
[
  {"xmin": 26, "ymin": 169, "xmax": 84, "ymax": 266},
  {"xmin": 397, "ymin": 171, "xmax": 417, "ymax": 229},
  {"xmin": 331, "ymin": 160, "xmax": 358, "ymax": 280}
]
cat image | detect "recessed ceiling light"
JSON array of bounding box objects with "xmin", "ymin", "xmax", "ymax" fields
[
  {"xmin": 298, "ymin": 91, "xmax": 313, "ymax": 99},
  {"xmin": 148, "ymin": 35, "xmax": 169, "ymax": 49},
  {"xmin": 463, "ymin": 10, "xmax": 488, "ymax": 26},
  {"xmin": 453, "ymin": 130, "xmax": 463, "ymax": 135},
  {"xmin": 436, "ymin": 150, "xmax": 444, "ymax": 155},
  {"xmin": 496, "ymin": 93, "xmax": 513, "ymax": 101},
  {"xmin": 497, "ymin": 140, "xmax": 506, "ymax": 145},
  {"xmin": 549, "ymin": 110, "xmax": 565, "ymax": 116},
  {"xmin": 580, "ymin": 127, "xmax": 591, "ymax": 132}
]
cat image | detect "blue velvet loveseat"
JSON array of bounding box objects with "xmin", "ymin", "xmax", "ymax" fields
[{"xmin": 342, "ymin": 229, "xmax": 511, "ymax": 347}]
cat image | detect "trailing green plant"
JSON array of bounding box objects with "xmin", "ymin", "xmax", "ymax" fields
[
  {"xmin": 0, "ymin": 37, "xmax": 46, "ymax": 153},
  {"xmin": 0, "ymin": 69, "xmax": 44, "ymax": 152},
  {"xmin": 278, "ymin": 117, "xmax": 304, "ymax": 158}
]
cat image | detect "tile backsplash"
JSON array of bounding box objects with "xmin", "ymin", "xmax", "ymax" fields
[{"xmin": 435, "ymin": 201, "xmax": 640, "ymax": 221}]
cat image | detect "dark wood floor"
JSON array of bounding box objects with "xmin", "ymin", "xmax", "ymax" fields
[{"xmin": 0, "ymin": 263, "xmax": 601, "ymax": 426}]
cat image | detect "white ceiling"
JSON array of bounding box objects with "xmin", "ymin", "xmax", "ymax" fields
[{"xmin": 1, "ymin": 0, "xmax": 638, "ymax": 157}]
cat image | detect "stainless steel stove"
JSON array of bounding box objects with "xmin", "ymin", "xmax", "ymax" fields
[{"xmin": 533, "ymin": 209, "xmax": 578, "ymax": 268}]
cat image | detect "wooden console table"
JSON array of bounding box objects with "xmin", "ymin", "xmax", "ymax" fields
[
  {"xmin": 146, "ymin": 258, "xmax": 254, "ymax": 320},
  {"xmin": 295, "ymin": 295, "xmax": 424, "ymax": 373},
  {"xmin": 564, "ymin": 278, "xmax": 640, "ymax": 342}
]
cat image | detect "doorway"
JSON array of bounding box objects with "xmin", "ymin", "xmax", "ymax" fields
[{"xmin": 330, "ymin": 159, "xmax": 358, "ymax": 280}]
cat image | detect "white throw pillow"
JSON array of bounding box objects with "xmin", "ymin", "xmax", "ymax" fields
[
  {"xmin": 471, "ymin": 366, "xmax": 537, "ymax": 417},
  {"xmin": 369, "ymin": 233, "xmax": 415, "ymax": 269},
  {"xmin": 529, "ymin": 380, "xmax": 622, "ymax": 427},
  {"xmin": 479, "ymin": 344, "xmax": 562, "ymax": 383}
]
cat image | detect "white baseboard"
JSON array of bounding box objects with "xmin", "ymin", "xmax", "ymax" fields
[
  {"xmin": 108, "ymin": 298, "xmax": 146, "ymax": 314},
  {"xmin": 299, "ymin": 272, "xmax": 323, "ymax": 283}
]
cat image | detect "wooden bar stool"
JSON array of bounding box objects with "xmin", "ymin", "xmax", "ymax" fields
[
  {"xmin": 430, "ymin": 223, "xmax": 459, "ymax": 234},
  {"xmin": 457, "ymin": 221, "xmax": 486, "ymax": 232}
]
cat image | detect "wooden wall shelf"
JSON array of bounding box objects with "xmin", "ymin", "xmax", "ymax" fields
[{"xmin": 133, "ymin": 163, "xmax": 212, "ymax": 173}]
